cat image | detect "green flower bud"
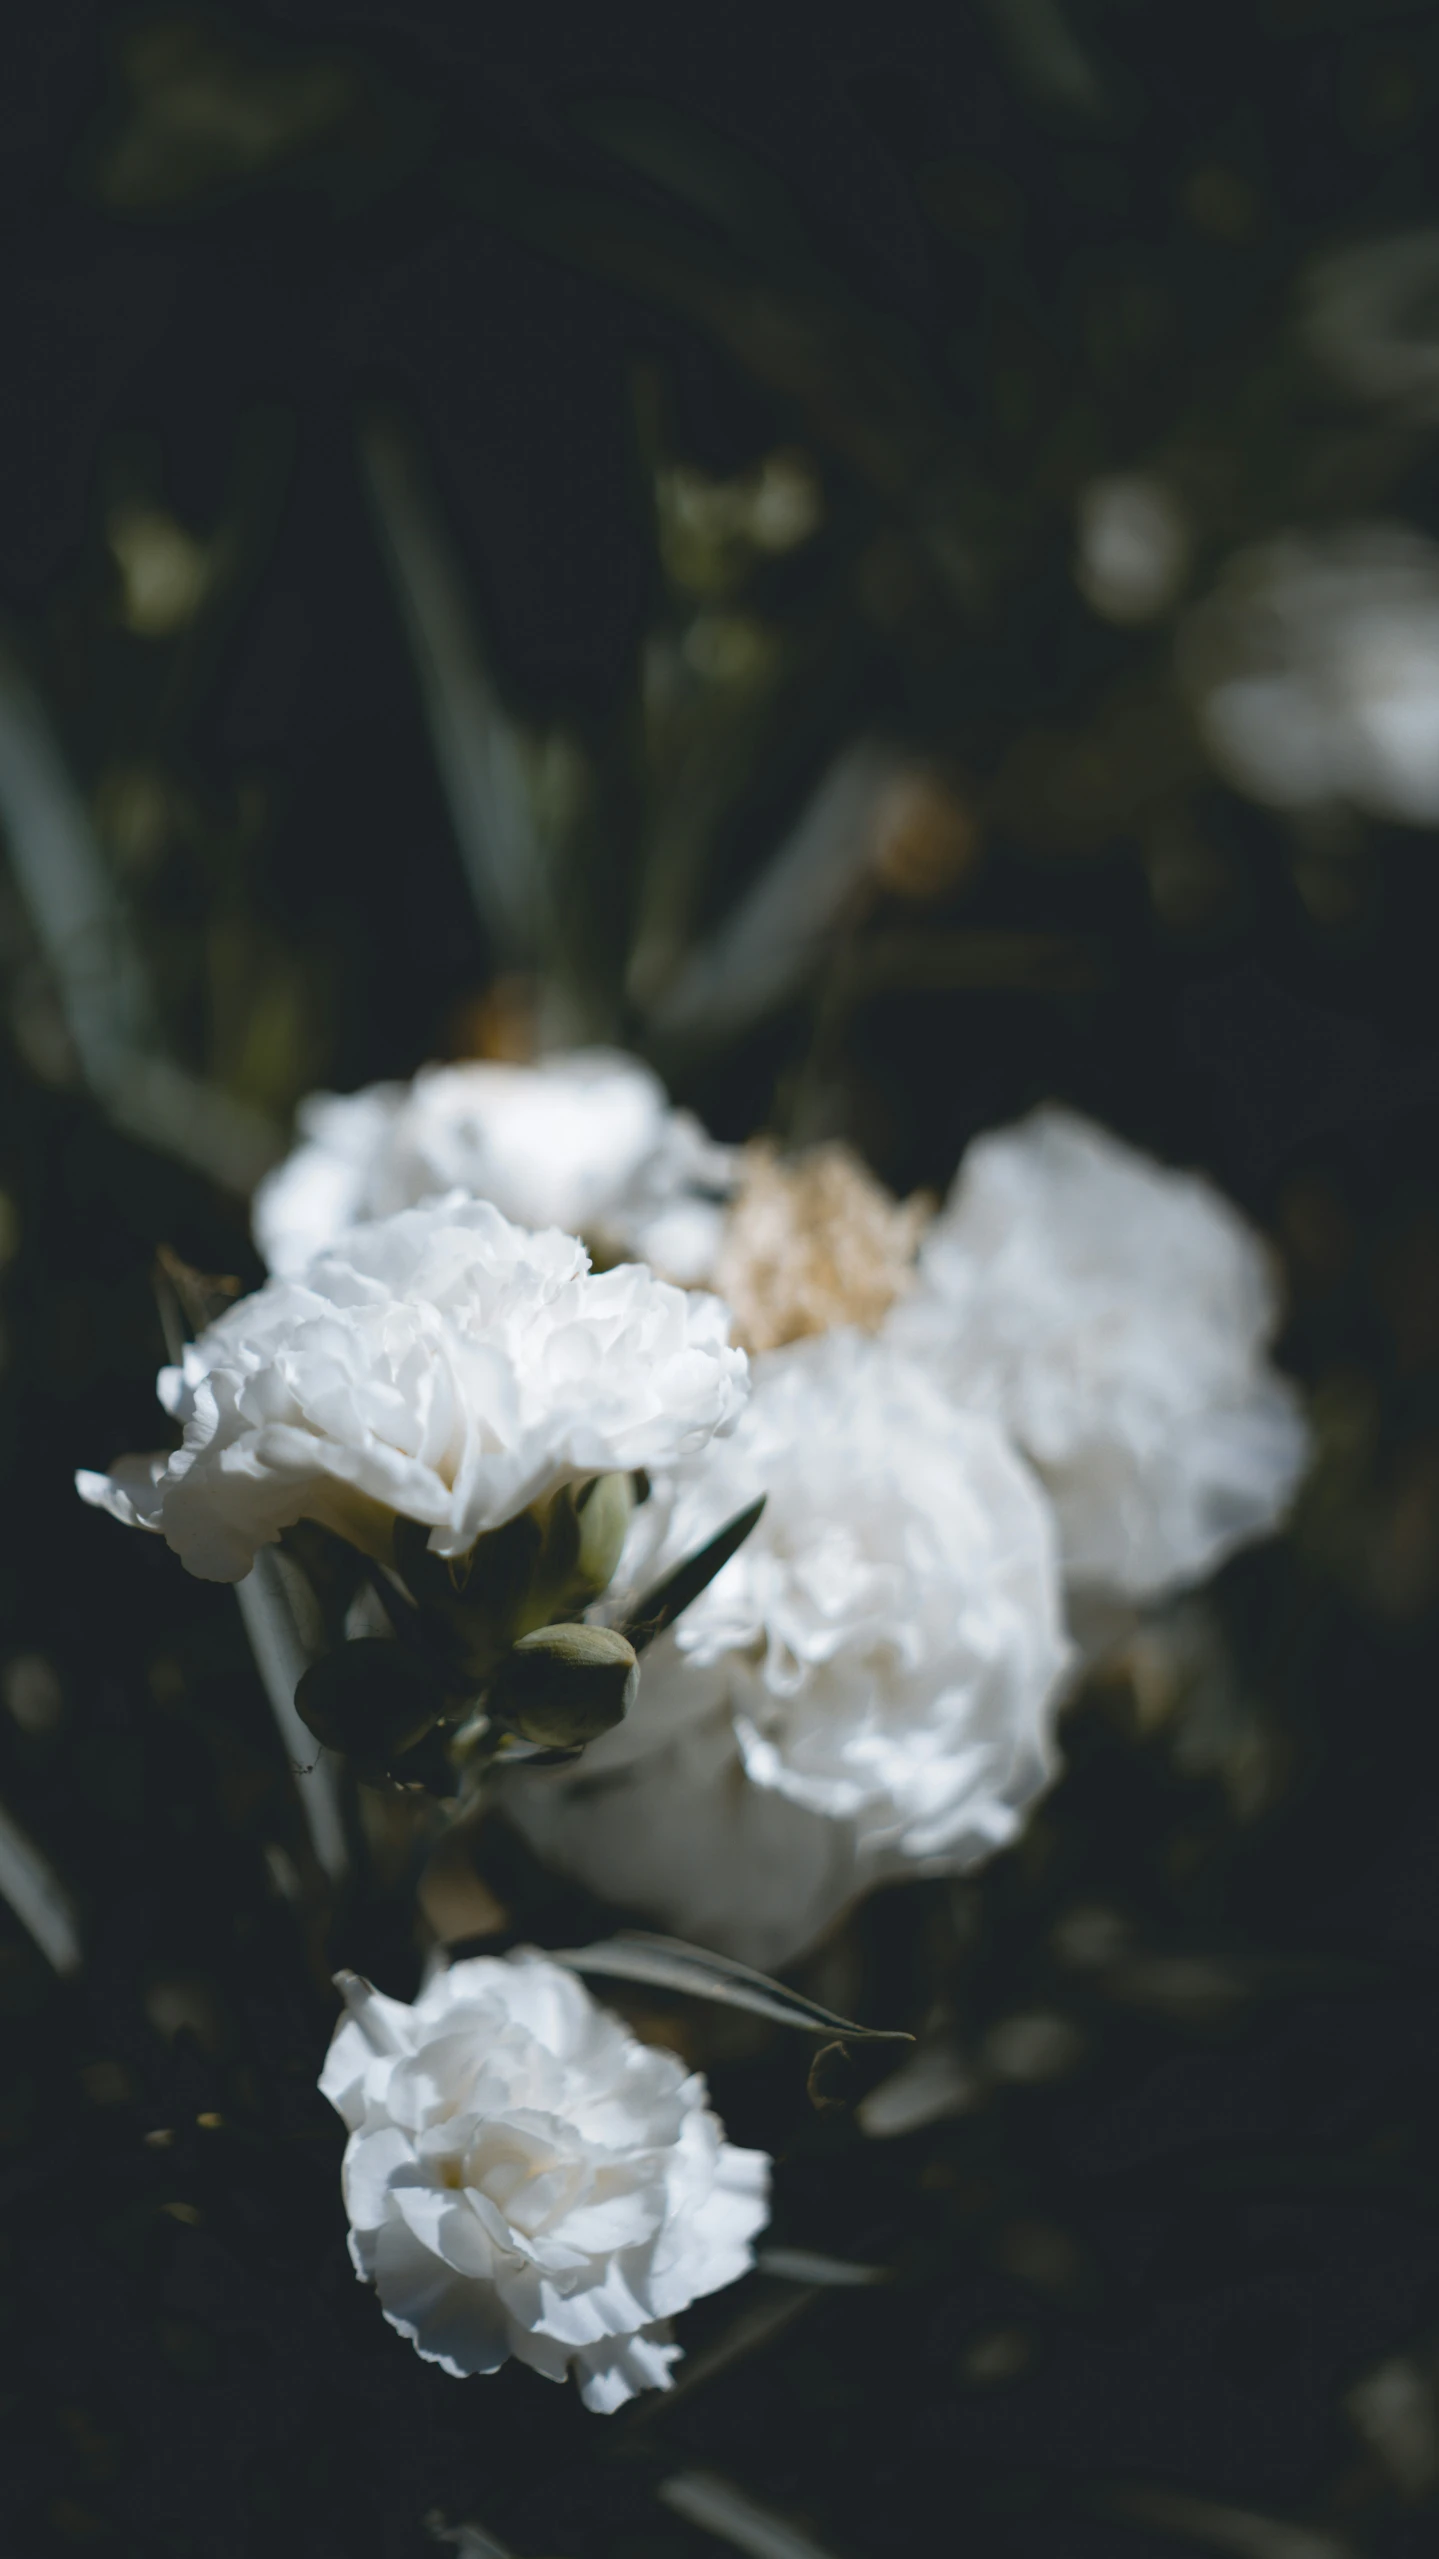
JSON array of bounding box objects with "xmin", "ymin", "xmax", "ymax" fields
[
  {"xmin": 504, "ymin": 1474, "xmax": 636, "ymax": 1635},
  {"xmin": 294, "ymin": 1638, "xmax": 447, "ymax": 1771},
  {"xmin": 485, "ymin": 1622, "xmax": 639, "ymax": 1750}
]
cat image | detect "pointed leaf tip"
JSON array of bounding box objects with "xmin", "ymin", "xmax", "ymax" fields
[
  {"xmin": 621, "ymin": 1496, "xmax": 767, "ymax": 1655},
  {"xmin": 550, "ymin": 1930, "xmax": 913, "ymax": 2041}
]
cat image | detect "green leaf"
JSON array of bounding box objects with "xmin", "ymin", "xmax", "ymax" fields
[
  {"xmin": 549, "ymin": 1930, "xmax": 912, "ymax": 2041},
  {"xmin": 754, "ymin": 2247, "xmax": 889, "ymax": 2287},
  {"xmin": 294, "ymin": 1638, "xmax": 447, "ymax": 1770},
  {"xmin": 620, "ymin": 1497, "xmax": 766, "ymax": 1654},
  {"xmin": 658, "ymin": 2471, "xmax": 844, "ymax": 2559}
]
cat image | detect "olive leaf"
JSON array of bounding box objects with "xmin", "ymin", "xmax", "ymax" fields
[
  {"xmin": 549, "ymin": 1930, "xmax": 912, "ymax": 2042},
  {"xmin": 619, "ymin": 1496, "xmax": 767, "ymax": 1654},
  {"xmin": 293, "ymin": 1638, "xmax": 446, "ymax": 1772},
  {"xmin": 658, "ymin": 2470, "xmax": 845, "ymax": 2559}
]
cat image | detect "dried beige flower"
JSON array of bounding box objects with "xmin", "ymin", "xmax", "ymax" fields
[{"xmin": 712, "ymin": 1142, "xmax": 930, "ymax": 1356}]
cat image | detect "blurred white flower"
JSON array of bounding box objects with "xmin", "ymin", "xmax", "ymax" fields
[
  {"xmin": 506, "ymin": 1684, "xmax": 867, "ymax": 1976},
  {"xmin": 507, "ymin": 1330, "xmax": 1070, "ymax": 1967},
  {"xmin": 76, "ymin": 1197, "xmax": 747, "ymax": 1582},
  {"xmin": 320, "ymin": 1952, "xmax": 769, "ymax": 2413},
  {"xmin": 1303, "ymin": 230, "xmax": 1439, "ymax": 418},
  {"xmin": 1180, "ymin": 525, "xmax": 1439, "ymax": 824},
  {"xmin": 1075, "ymin": 474, "xmax": 1189, "ymax": 624},
  {"xmin": 252, "ymin": 1049, "xmax": 735, "ymax": 1285},
  {"xmin": 888, "ymin": 1108, "xmax": 1308, "ymax": 1603}
]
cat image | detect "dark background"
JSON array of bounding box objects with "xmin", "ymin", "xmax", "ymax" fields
[{"xmin": 4, "ymin": 5, "xmax": 1439, "ymax": 2554}]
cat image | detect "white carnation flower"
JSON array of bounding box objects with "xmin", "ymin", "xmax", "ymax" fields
[
  {"xmin": 253, "ymin": 1049, "xmax": 735, "ymax": 1285},
  {"xmin": 888, "ymin": 1108, "xmax": 1309, "ymax": 1603},
  {"xmin": 319, "ymin": 1952, "xmax": 769, "ymax": 2413},
  {"xmin": 77, "ymin": 1197, "xmax": 747, "ymax": 1583},
  {"xmin": 507, "ymin": 1330, "xmax": 1070, "ymax": 1968},
  {"xmin": 1179, "ymin": 524, "xmax": 1439, "ymax": 825}
]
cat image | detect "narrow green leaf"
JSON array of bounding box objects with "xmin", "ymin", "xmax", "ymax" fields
[
  {"xmin": 754, "ymin": 2248, "xmax": 888, "ymax": 2287},
  {"xmin": 657, "ymin": 2471, "xmax": 843, "ymax": 2559},
  {"xmin": 549, "ymin": 1930, "xmax": 912, "ymax": 2042},
  {"xmin": 153, "ymin": 1243, "xmax": 243, "ymax": 1339},
  {"xmin": 620, "ymin": 1497, "xmax": 766, "ymax": 1654}
]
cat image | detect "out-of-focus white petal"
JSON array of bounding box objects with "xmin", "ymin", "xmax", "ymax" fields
[
  {"xmin": 507, "ymin": 1707, "xmax": 862, "ymax": 1974},
  {"xmin": 888, "ymin": 1106, "xmax": 1309, "ymax": 1603},
  {"xmin": 1180, "ymin": 523, "xmax": 1439, "ymax": 826},
  {"xmin": 252, "ymin": 1050, "xmax": 738, "ymax": 1285},
  {"xmin": 1303, "ymin": 231, "xmax": 1439, "ymax": 420},
  {"xmin": 1075, "ymin": 473, "xmax": 1189, "ymax": 624}
]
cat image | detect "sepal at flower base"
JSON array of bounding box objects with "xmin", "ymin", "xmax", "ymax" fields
[{"xmin": 391, "ymin": 1509, "xmax": 546, "ymax": 1680}]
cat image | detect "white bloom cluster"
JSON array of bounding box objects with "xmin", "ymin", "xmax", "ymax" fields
[
  {"xmin": 80, "ymin": 1013, "xmax": 1305, "ymax": 1982},
  {"xmin": 889, "ymin": 1108, "xmax": 1308, "ymax": 1603},
  {"xmin": 508, "ymin": 1330, "xmax": 1071, "ymax": 1969},
  {"xmin": 1180, "ymin": 524, "xmax": 1439, "ymax": 825},
  {"xmin": 252, "ymin": 1049, "xmax": 735, "ymax": 1286},
  {"xmin": 320, "ymin": 1953, "xmax": 769, "ymax": 2412},
  {"xmin": 77, "ymin": 1197, "xmax": 746, "ymax": 1583}
]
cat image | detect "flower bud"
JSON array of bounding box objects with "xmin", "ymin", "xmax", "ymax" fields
[
  {"xmin": 294, "ymin": 1638, "xmax": 447, "ymax": 1772},
  {"xmin": 503, "ymin": 1475, "xmax": 637, "ymax": 1635},
  {"xmin": 485, "ymin": 1623, "xmax": 639, "ymax": 1750},
  {"xmin": 570, "ymin": 1471, "xmax": 636, "ymax": 1605}
]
